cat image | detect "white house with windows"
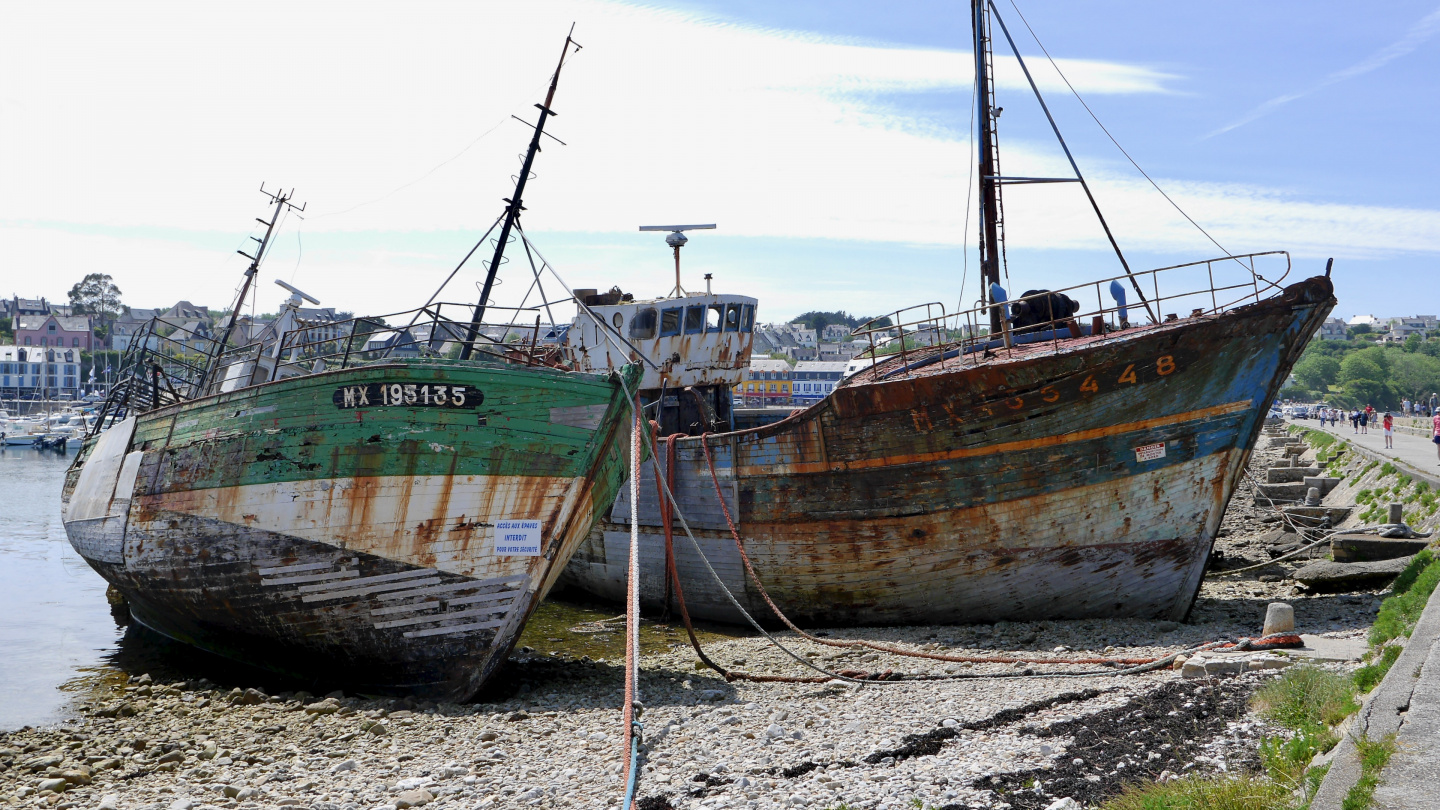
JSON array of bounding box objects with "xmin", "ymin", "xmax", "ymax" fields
[
  {"xmin": 1, "ymin": 345, "xmax": 83, "ymax": 398},
  {"xmin": 790, "ymin": 360, "xmax": 847, "ymax": 405}
]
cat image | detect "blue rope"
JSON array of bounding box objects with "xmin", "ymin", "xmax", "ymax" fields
[{"xmin": 621, "ymin": 721, "xmax": 643, "ymax": 810}]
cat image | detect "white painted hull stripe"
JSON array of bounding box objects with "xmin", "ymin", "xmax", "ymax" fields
[
  {"xmin": 403, "ymin": 619, "xmax": 507, "ymax": 638},
  {"xmin": 257, "ymin": 561, "xmax": 335, "ymax": 576},
  {"xmin": 373, "ymin": 606, "xmax": 508, "ymax": 630},
  {"xmin": 376, "ymin": 575, "xmax": 527, "ymax": 601},
  {"xmin": 298, "ymin": 568, "xmax": 434, "ymax": 593},
  {"xmin": 370, "ymin": 590, "xmax": 520, "ymax": 617},
  {"xmin": 301, "ymin": 577, "xmax": 443, "ymax": 603},
  {"xmin": 261, "ymin": 570, "xmax": 359, "ymax": 587}
]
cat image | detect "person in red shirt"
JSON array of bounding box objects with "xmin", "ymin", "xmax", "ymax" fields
[
  {"xmin": 1433, "ymin": 410, "xmax": 1440, "ymax": 465},
  {"xmin": 1383, "ymin": 412, "xmax": 1394, "ymax": 449}
]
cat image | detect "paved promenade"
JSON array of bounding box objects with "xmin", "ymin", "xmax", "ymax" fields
[
  {"xmin": 1296, "ymin": 414, "xmax": 1440, "ymax": 477},
  {"xmin": 1303, "ymin": 414, "xmax": 1440, "ymax": 807}
]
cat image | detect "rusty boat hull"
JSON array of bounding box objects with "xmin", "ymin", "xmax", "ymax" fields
[
  {"xmin": 561, "ymin": 275, "xmax": 1334, "ymax": 626},
  {"xmin": 62, "ymin": 360, "xmax": 638, "ymax": 699}
]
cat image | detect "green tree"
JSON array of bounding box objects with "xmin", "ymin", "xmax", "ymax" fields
[
  {"xmin": 1339, "ymin": 352, "xmax": 1385, "ymax": 385},
  {"xmin": 68, "ymin": 273, "xmax": 124, "ymax": 325},
  {"xmin": 1348, "ymin": 324, "xmax": 1372, "ymax": 338},
  {"xmin": 1293, "ymin": 354, "xmax": 1341, "ymax": 391},
  {"xmin": 1339, "ymin": 379, "xmax": 1391, "ymax": 409},
  {"xmin": 1390, "ymin": 353, "xmax": 1440, "ymax": 402},
  {"xmin": 1404, "ymin": 333, "xmax": 1424, "ymax": 353}
]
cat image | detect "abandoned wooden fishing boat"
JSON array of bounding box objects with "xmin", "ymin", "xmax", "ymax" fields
[
  {"xmin": 559, "ymin": 2, "xmax": 1336, "ymax": 626},
  {"xmin": 61, "ymin": 31, "xmax": 642, "ymax": 699}
]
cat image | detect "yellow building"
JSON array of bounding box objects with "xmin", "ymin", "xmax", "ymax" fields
[{"xmin": 734, "ymin": 358, "xmax": 792, "ymax": 406}]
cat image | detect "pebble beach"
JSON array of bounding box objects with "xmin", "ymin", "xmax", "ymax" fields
[{"xmin": 0, "ymin": 434, "xmax": 1390, "ymax": 810}]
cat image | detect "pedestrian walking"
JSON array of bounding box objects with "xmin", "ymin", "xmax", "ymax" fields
[
  {"xmin": 1384, "ymin": 412, "xmax": 1394, "ymax": 449},
  {"xmin": 1360, "ymin": 408, "xmax": 1369, "ymax": 434},
  {"xmin": 1352, "ymin": 409, "xmax": 1360, "ymax": 433},
  {"xmin": 1434, "ymin": 409, "xmax": 1440, "ymax": 466}
]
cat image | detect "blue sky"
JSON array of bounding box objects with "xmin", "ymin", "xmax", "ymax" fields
[{"xmin": 2, "ymin": 0, "xmax": 1437, "ymax": 324}]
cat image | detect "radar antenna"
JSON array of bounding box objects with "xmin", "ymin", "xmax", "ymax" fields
[{"xmin": 639, "ymin": 224, "xmax": 715, "ymax": 297}]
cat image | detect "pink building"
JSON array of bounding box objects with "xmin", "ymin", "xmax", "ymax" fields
[{"xmin": 15, "ymin": 314, "xmax": 94, "ymax": 351}]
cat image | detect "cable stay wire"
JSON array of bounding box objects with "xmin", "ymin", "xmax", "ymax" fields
[
  {"xmin": 1005, "ymin": 0, "xmax": 1246, "ymax": 270},
  {"xmin": 308, "ymin": 79, "xmax": 554, "ymax": 222}
]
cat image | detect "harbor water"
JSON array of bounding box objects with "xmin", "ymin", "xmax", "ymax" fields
[{"xmin": 0, "ymin": 447, "xmax": 119, "ymax": 730}]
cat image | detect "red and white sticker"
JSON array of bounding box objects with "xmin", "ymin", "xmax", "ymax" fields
[{"xmin": 1135, "ymin": 442, "xmax": 1167, "ymax": 462}]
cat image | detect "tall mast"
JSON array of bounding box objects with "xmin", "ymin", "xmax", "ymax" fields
[
  {"xmin": 200, "ymin": 185, "xmax": 304, "ymax": 391},
  {"xmin": 972, "ymin": 0, "xmax": 1004, "ymax": 334},
  {"xmin": 459, "ymin": 28, "xmax": 581, "ymax": 361}
]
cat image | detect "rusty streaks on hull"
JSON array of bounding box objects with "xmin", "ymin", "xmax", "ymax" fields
[{"xmin": 563, "ymin": 275, "xmax": 1336, "ymax": 626}]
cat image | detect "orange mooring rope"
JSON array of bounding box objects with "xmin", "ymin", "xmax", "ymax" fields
[{"xmin": 621, "ymin": 398, "xmax": 642, "ymax": 799}]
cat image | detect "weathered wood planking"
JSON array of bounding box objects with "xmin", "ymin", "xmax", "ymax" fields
[
  {"xmin": 562, "ymin": 275, "xmax": 1334, "ymax": 626},
  {"xmin": 63, "ymin": 359, "xmax": 640, "ymax": 700}
]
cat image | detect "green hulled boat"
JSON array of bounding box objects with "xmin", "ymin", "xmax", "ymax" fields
[{"xmin": 60, "ymin": 31, "xmax": 637, "ymax": 699}]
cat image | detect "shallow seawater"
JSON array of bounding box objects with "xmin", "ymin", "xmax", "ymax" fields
[
  {"xmin": 0, "ymin": 445, "xmax": 747, "ymax": 727},
  {"xmin": 516, "ymin": 589, "xmax": 748, "ymax": 662},
  {"xmin": 0, "ymin": 446, "xmax": 123, "ymax": 730}
]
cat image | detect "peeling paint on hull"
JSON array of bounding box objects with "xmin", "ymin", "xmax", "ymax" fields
[
  {"xmin": 62, "ymin": 360, "xmax": 638, "ymax": 700},
  {"xmin": 562, "ymin": 276, "xmax": 1335, "ymax": 626}
]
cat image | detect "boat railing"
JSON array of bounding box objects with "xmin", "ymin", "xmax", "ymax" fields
[
  {"xmin": 262, "ymin": 301, "xmax": 558, "ymax": 382},
  {"xmin": 88, "ymin": 316, "xmax": 215, "ymax": 434},
  {"xmin": 850, "ymin": 250, "xmax": 1291, "ymax": 372},
  {"xmin": 86, "ymin": 304, "xmax": 563, "ymax": 435}
]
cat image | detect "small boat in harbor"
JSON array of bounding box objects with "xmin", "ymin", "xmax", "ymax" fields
[
  {"xmin": 560, "ymin": 2, "xmax": 1336, "ymax": 627},
  {"xmin": 61, "ymin": 31, "xmax": 643, "ymax": 700}
]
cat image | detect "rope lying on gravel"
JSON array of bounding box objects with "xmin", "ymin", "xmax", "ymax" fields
[{"xmin": 1205, "ymin": 467, "xmax": 1400, "ymax": 578}]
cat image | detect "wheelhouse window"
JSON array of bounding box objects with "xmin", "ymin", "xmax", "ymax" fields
[
  {"xmin": 630, "ymin": 308, "xmax": 658, "ymax": 339},
  {"xmin": 724, "ymin": 303, "xmax": 741, "ymax": 332},
  {"xmin": 660, "ymin": 308, "xmax": 683, "ymax": 337},
  {"xmin": 741, "ymin": 304, "xmax": 755, "ymax": 332},
  {"xmin": 684, "ymin": 305, "xmax": 704, "ymax": 335},
  {"xmin": 706, "ymin": 304, "xmax": 724, "ymax": 333}
]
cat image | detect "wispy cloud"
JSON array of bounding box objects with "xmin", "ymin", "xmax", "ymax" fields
[{"xmin": 1206, "ymin": 5, "xmax": 1440, "ymax": 138}]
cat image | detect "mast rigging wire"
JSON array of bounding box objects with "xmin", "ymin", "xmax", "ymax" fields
[{"xmin": 1005, "ymin": 0, "xmax": 1239, "ymax": 264}]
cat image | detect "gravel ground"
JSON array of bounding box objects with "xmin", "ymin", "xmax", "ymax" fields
[{"xmin": 1, "ymin": 436, "xmax": 1384, "ymax": 810}]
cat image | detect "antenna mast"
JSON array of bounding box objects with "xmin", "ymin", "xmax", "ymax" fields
[
  {"xmin": 972, "ymin": 0, "xmax": 1005, "ymax": 335},
  {"xmin": 638, "ymin": 224, "xmax": 716, "ymax": 297},
  {"xmin": 201, "ymin": 184, "xmax": 306, "ymax": 389},
  {"xmin": 459, "ymin": 27, "xmax": 582, "ymax": 361}
]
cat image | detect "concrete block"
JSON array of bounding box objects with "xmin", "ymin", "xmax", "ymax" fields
[
  {"xmin": 1331, "ymin": 535, "xmax": 1431, "ymax": 563},
  {"xmin": 1180, "ymin": 659, "xmax": 1208, "ymax": 678},
  {"xmin": 1281, "ymin": 505, "xmax": 1353, "ymax": 528},
  {"xmin": 1254, "ymin": 482, "xmax": 1308, "ymax": 503},
  {"xmin": 1263, "ymin": 602, "xmax": 1295, "ymax": 636},
  {"xmin": 1294, "ymin": 555, "xmax": 1414, "ymax": 588},
  {"xmin": 1204, "ymin": 658, "xmax": 1245, "ymax": 676},
  {"xmin": 1389, "ymin": 503, "xmax": 1405, "ymax": 524},
  {"xmin": 1302, "ymin": 476, "xmax": 1341, "ymax": 496},
  {"xmin": 1266, "ymin": 466, "xmax": 1321, "ymax": 484}
]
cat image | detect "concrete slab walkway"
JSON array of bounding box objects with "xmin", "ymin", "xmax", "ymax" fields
[
  {"xmin": 1311, "ymin": 567, "xmax": 1440, "ymax": 808},
  {"xmin": 1297, "ymin": 414, "xmax": 1440, "ymax": 480}
]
